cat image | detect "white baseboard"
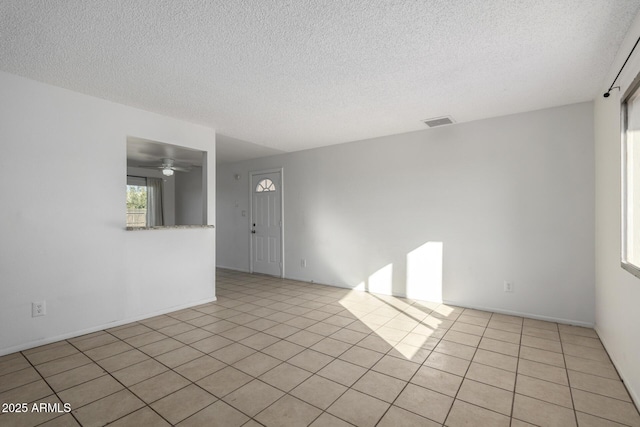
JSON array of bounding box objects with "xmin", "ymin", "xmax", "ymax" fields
[
  {"xmin": 594, "ymin": 325, "xmax": 640, "ymax": 410},
  {"xmin": 216, "ymin": 265, "xmax": 250, "ymax": 273},
  {"xmin": 276, "ymin": 274, "xmax": 594, "ymax": 327},
  {"xmin": 0, "ymin": 296, "xmax": 217, "ymax": 357},
  {"xmin": 441, "ymin": 300, "xmax": 594, "ymax": 328},
  {"xmin": 285, "ymin": 275, "xmax": 336, "ymax": 286}
]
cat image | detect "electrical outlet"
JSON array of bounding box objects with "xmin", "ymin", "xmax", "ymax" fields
[
  {"xmin": 301, "ymin": 259, "xmax": 307, "ymax": 267},
  {"xmin": 32, "ymin": 301, "xmax": 46, "ymax": 317},
  {"xmin": 503, "ymin": 281, "xmax": 513, "ymax": 292}
]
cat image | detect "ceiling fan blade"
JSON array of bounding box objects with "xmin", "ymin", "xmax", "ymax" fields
[
  {"xmin": 172, "ymin": 166, "xmax": 192, "ymax": 172},
  {"xmin": 133, "ymin": 158, "xmax": 192, "ymax": 172}
]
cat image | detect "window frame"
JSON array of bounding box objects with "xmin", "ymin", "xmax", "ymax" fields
[
  {"xmin": 126, "ymin": 175, "xmax": 148, "ymax": 228},
  {"xmin": 621, "ymin": 73, "xmax": 640, "ymax": 279}
]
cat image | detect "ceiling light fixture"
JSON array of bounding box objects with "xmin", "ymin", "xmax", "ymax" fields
[{"xmin": 137, "ymin": 157, "xmax": 192, "ymax": 175}]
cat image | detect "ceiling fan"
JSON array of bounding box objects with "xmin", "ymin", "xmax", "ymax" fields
[{"xmin": 137, "ymin": 158, "xmax": 191, "ymax": 176}]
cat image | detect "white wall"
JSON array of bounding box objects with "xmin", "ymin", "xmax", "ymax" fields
[
  {"xmin": 217, "ymin": 102, "xmax": 595, "ymax": 325},
  {"xmin": 175, "ymin": 166, "xmax": 204, "ymax": 225},
  {"xmin": 0, "ymin": 71, "xmax": 217, "ymax": 355},
  {"xmin": 594, "ymin": 14, "xmax": 640, "ymax": 406}
]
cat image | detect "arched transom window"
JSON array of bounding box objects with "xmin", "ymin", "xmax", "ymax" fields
[{"xmin": 255, "ymin": 178, "xmax": 276, "ymax": 192}]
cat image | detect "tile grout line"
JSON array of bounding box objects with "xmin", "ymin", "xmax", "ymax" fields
[
  {"xmin": 559, "ymin": 331, "xmax": 640, "ymax": 427},
  {"xmin": 152, "ymin": 294, "xmax": 632, "ymax": 424},
  {"xmin": 242, "ymin": 311, "xmax": 398, "ymax": 426},
  {"xmin": 509, "ymin": 314, "xmax": 525, "ymax": 426},
  {"xmin": 441, "ymin": 310, "xmax": 496, "ymax": 425},
  {"xmin": 65, "ymin": 335, "xmax": 177, "ymax": 427},
  {"xmin": 240, "ymin": 292, "xmax": 526, "ymax": 425},
  {"xmin": 67, "ymin": 323, "xmax": 257, "ymax": 425},
  {"xmin": 198, "ymin": 287, "xmax": 435, "ymax": 426},
  {"xmin": 558, "ymin": 328, "xmax": 580, "ymax": 427},
  {"xmin": 9, "ymin": 270, "xmax": 638, "ymax": 427},
  {"xmin": 124, "ymin": 292, "xmax": 367, "ymax": 425},
  {"xmin": 177, "ymin": 291, "xmax": 368, "ymax": 426},
  {"xmin": 18, "ymin": 343, "xmax": 84, "ymax": 427}
]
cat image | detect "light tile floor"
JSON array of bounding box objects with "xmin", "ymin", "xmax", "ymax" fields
[{"xmin": 1, "ymin": 268, "xmax": 639, "ymax": 426}]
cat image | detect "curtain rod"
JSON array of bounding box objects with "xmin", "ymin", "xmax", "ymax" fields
[{"xmin": 604, "ymin": 35, "xmax": 640, "ymax": 98}]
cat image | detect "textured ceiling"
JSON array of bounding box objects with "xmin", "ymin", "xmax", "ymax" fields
[
  {"xmin": 127, "ymin": 137, "xmax": 205, "ymax": 167},
  {"xmin": 216, "ymin": 134, "xmax": 284, "ymax": 164},
  {"xmin": 1, "ymin": 1, "xmax": 639, "ymax": 153}
]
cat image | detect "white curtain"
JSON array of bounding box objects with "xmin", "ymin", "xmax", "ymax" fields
[{"xmin": 146, "ymin": 178, "xmax": 164, "ymax": 226}]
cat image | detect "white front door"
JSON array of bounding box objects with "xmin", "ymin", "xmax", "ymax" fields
[{"xmin": 250, "ymin": 171, "xmax": 282, "ymax": 276}]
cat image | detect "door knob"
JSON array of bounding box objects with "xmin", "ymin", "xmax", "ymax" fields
[{"xmin": 251, "ymin": 230, "xmax": 256, "ymax": 234}]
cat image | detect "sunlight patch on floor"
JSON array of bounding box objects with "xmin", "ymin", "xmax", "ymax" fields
[{"xmin": 338, "ymin": 288, "xmax": 458, "ymax": 360}]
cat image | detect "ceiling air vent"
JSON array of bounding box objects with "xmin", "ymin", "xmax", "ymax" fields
[{"xmin": 423, "ymin": 116, "xmax": 455, "ymax": 127}]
